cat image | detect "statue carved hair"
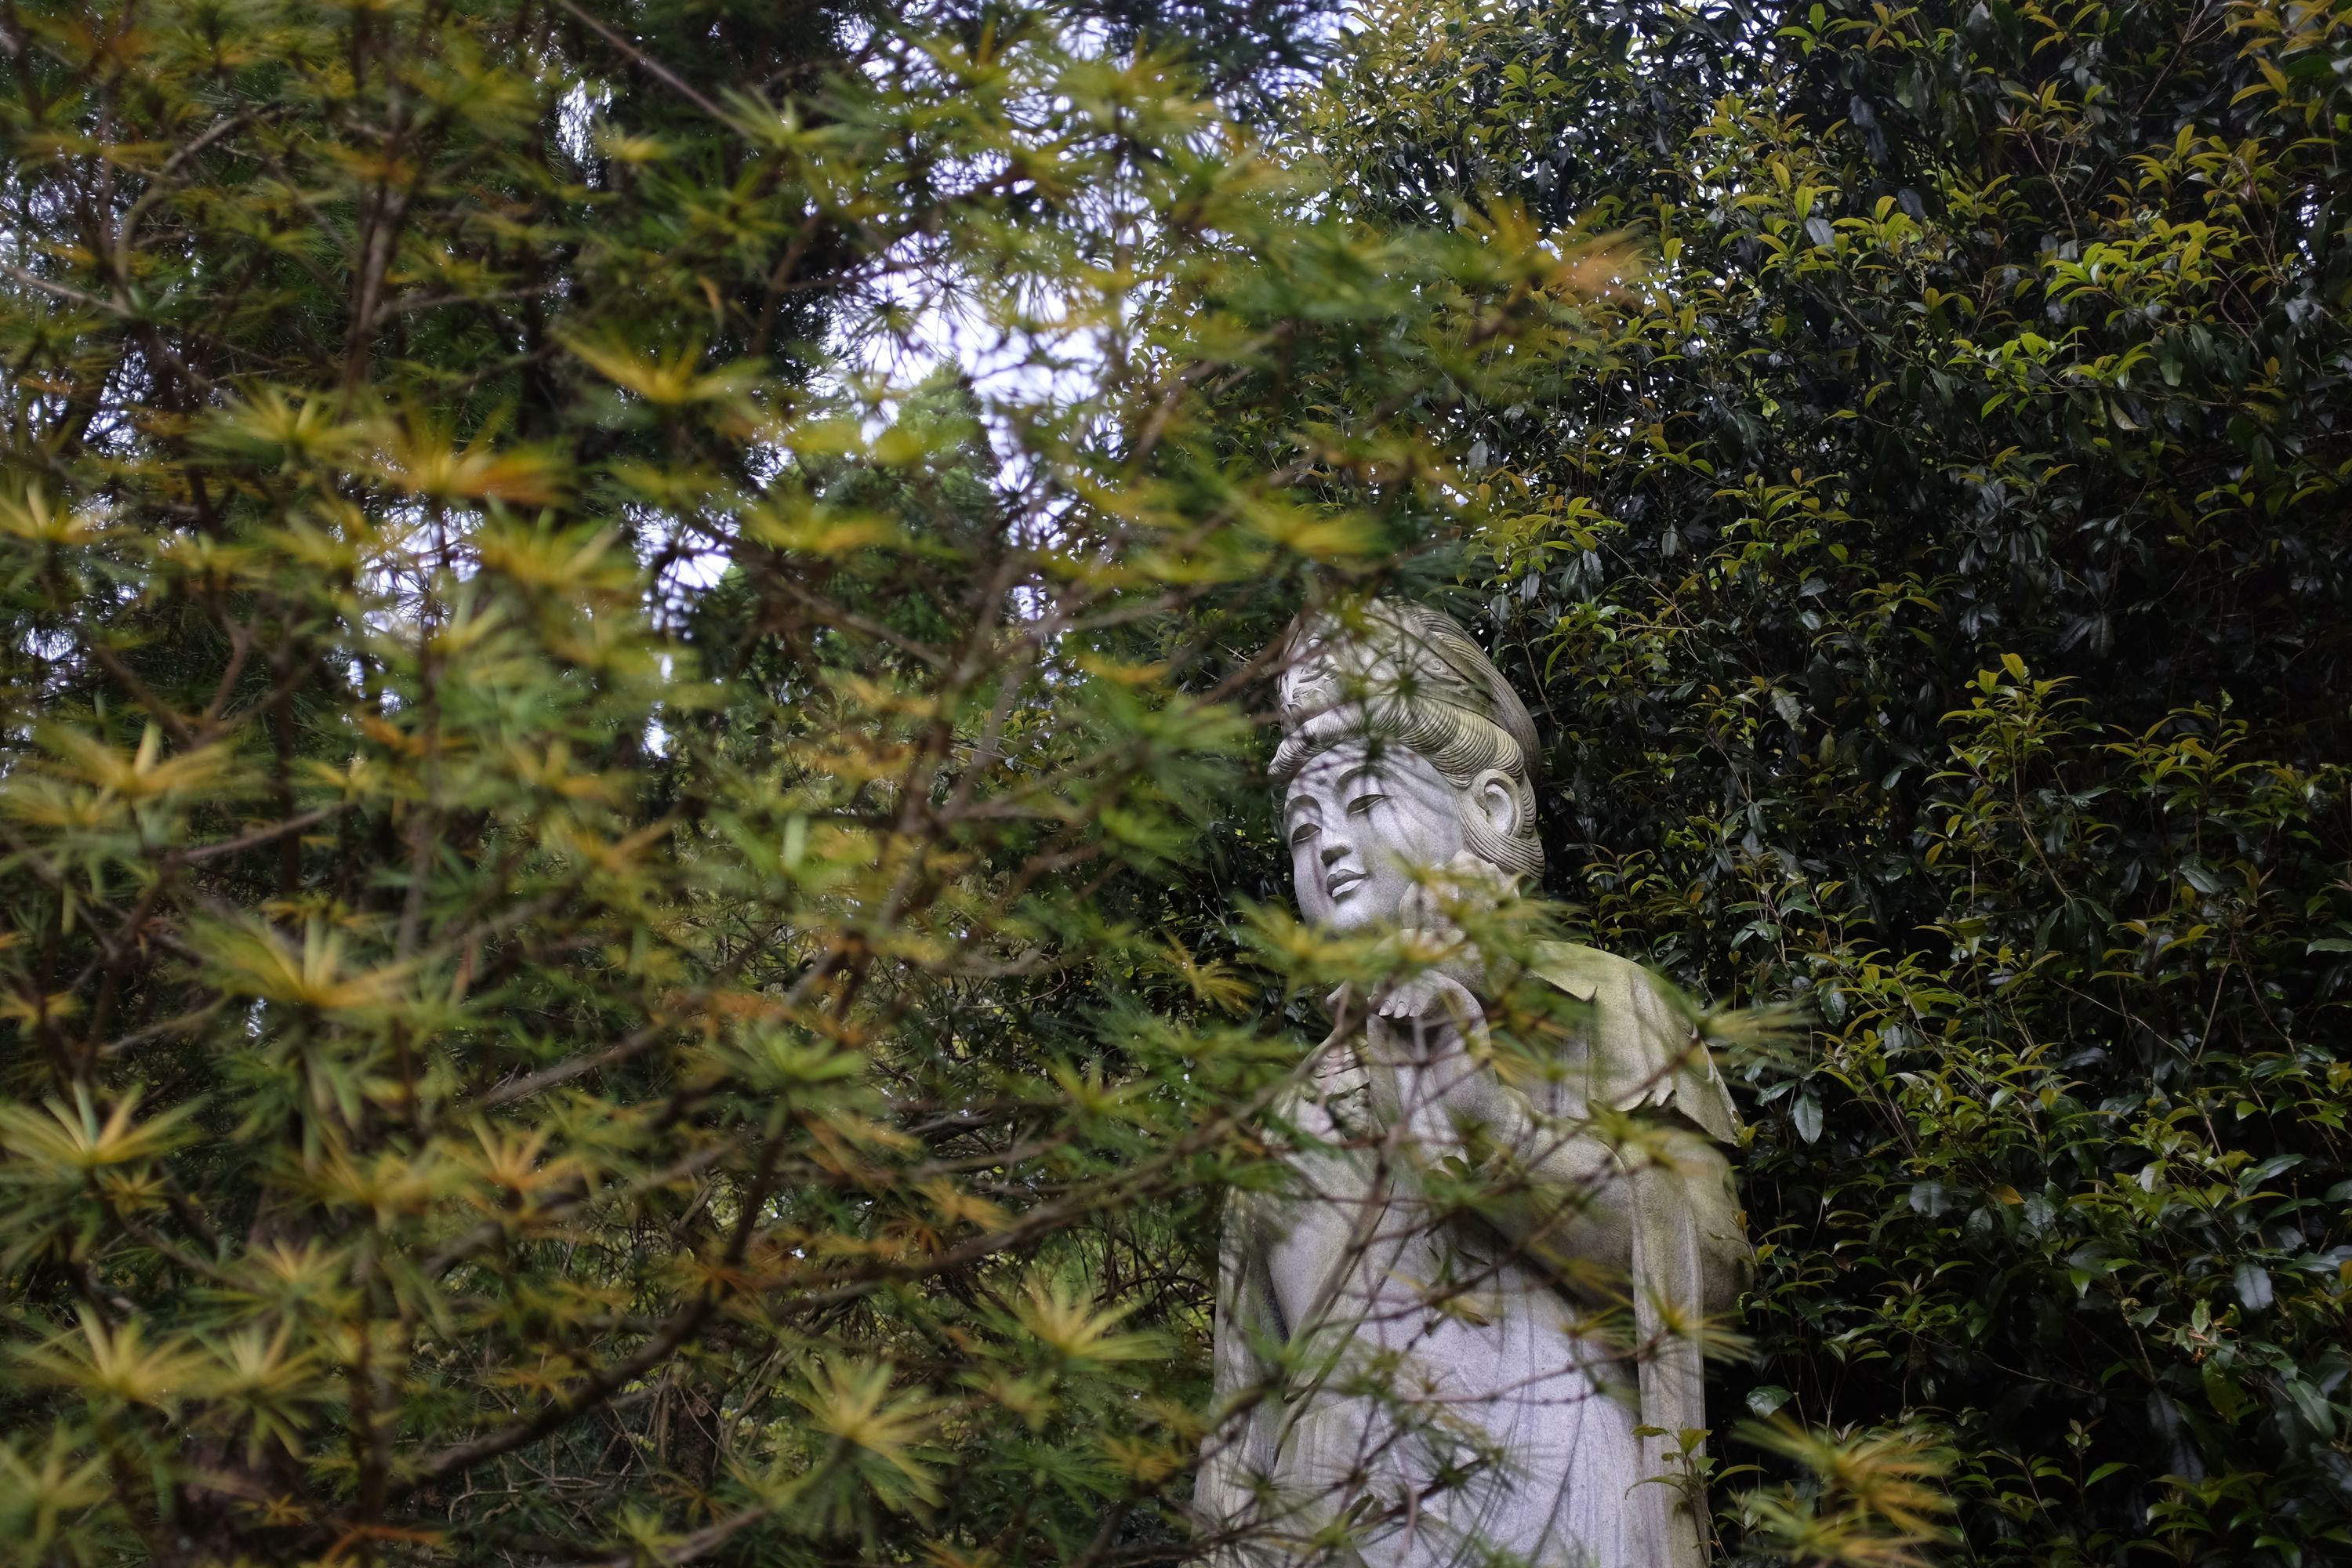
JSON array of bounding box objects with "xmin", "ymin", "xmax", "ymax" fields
[{"xmin": 1270, "ymin": 599, "xmax": 1545, "ymax": 878}]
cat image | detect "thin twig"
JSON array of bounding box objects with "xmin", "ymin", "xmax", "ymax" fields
[{"xmin": 549, "ymin": 0, "xmax": 731, "ymax": 122}]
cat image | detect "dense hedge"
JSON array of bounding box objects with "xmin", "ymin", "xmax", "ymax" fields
[{"xmin": 1316, "ymin": 1, "xmax": 2352, "ymax": 1561}]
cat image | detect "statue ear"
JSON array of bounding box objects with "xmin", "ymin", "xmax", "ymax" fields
[{"xmin": 1470, "ymin": 768, "xmax": 1521, "ymax": 840}]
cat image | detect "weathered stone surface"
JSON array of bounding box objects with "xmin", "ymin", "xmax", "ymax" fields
[{"xmin": 1198, "ymin": 601, "xmax": 1748, "ymax": 1568}]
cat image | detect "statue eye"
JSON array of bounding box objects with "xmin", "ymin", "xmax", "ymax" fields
[
  {"xmin": 1345, "ymin": 793, "xmax": 1386, "ymax": 816},
  {"xmin": 1288, "ymin": 821, "xmax": 1319, "ymax": 848}
]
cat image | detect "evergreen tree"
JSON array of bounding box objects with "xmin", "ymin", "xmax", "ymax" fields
[{"xmin": 0, "ymin": 4, "xmax": 1613, "ymax": 1563}]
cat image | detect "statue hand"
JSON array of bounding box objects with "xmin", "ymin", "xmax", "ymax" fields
[
  {"xmin": 1364, "ymin": 970, "xmax": 1504, "ymax": 1153},
  {"xmin": 1368, "ymin": 968, "xmax": 1487, "ymax": 1062}
]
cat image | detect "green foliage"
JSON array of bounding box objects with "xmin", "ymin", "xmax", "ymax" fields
[
  {"xmin": 1318, "ymin": 0, "xmax": 2352, "ymax": 1562},
  {"xmin": 0, "ymin": 2, "xmax": 1631, "ymax": 1563},
  {"xmin": 9, "ymin": 0, "xmax": 2347, "ymax": 1562}
]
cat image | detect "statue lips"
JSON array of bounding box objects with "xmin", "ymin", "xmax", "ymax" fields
[{"xmin": 1324, "ymin": 867, "xmax": 1366, "ymax": 902}]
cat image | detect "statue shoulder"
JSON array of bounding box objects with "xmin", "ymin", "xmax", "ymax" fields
[
  {"xmin": 1527, "ymin": 939, "xmax": 1652, "ymax": 1003},
  {"xmin": 1527, "ymin": 942, "xmax": 1740, "ymax": 1143}
]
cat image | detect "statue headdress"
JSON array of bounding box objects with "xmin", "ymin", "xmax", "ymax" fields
[{"xmin": 1271, "ymin": 599, "xmax": 1544, "ymax": 878}]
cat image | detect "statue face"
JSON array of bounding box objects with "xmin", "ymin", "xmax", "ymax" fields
[{"xmin": 1283, "ymin": 739, "xmax": 1465, "ymax": 932}]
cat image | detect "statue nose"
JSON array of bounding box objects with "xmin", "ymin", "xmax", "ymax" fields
[{"xmin": 1320, "ymin": 840, "xmax": 1349, "ymax": 869}]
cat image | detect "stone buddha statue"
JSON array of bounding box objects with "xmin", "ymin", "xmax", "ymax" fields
[{"xmin": 1196, "ymin": 600, "xmax": 1749, "ymax": 1568}]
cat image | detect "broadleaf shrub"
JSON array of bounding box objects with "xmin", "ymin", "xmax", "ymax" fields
[{"xmin": 1316, "ymin": 0, "xmax": 2352, "ymax": 1560}]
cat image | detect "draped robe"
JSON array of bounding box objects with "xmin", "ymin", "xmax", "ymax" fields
[{"xmin": 1197, "ymin": 942, "xmax": 1747, "ymax": 1568}]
